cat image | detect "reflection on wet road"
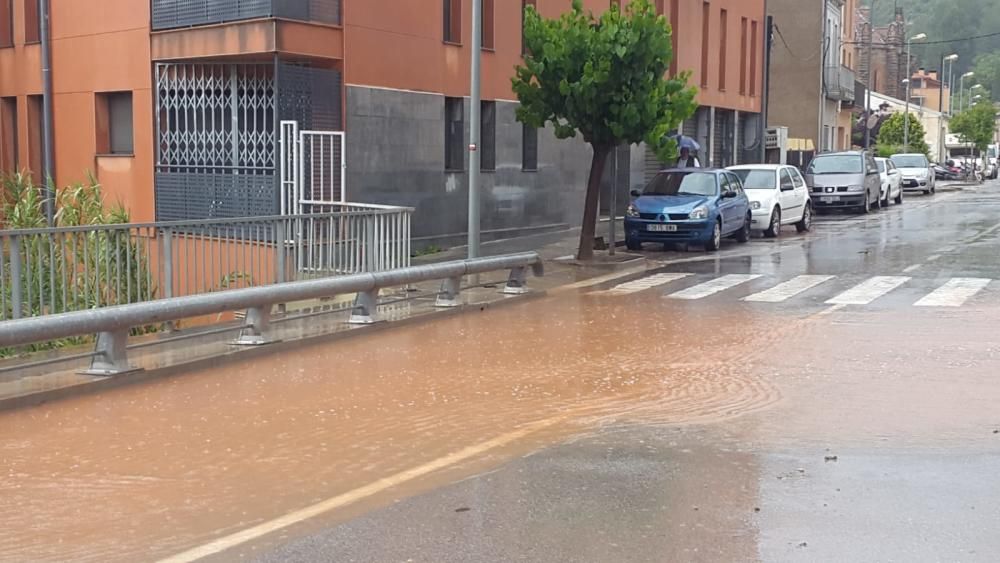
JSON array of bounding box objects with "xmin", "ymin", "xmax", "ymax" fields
[{"xmin": 4, "ymin": 185, "xmax": 1000, "ymax": 561}]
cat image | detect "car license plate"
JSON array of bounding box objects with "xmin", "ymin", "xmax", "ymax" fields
[
  {"xmin": 647, "ymin": 224, "xmax": 677, "ymax": 232},
  {"xmin": 821, "ymin": 196, "xmax": 839, "ymax": 203}
]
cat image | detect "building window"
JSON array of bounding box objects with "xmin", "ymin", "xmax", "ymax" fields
[
  {"xmin": 0, "ymin": 97, "xmax": 17, "ymax": 172},
  {"xmin": 739, "ymin": 17, "xmax": 747, "ymax": 95},
  {"xmin": 522, "ymin": 124, "xmax": 538, "ymax": 171},
  {"xmin": 445, "ymin": 97, "xmax": 464, "ymax": 171},
  {"xmin": 1, "ymin": 0, "xmax": 13, "ymax": 47},
  {"xmin": 700, "ymin": 2, "xmax": 710, "ymax": 88},
  {"xmin": 718, "ymin": 9, "xmax": 728, "ymax": 91},
  {"xmin": 750, "ymin": 20, "xmax": 758, "ymax": 97},
  {"xmin": 23, "ymin": 0, "xmax": 39, "ymax": 43},
  {"xmin": 480, "ymin": 101, "xmax": 496, "ymax": 171},
  {"xmin": 26, "ymin": 95, "xmax": 41, "ymax": 183},
  {"xmin": 482, "ymin": 0, "xmax": 495, "ymax": 50},
  {"xmin": 443, "ymin": 0, "xmax": 462, "ymax": 44},
  {"xmin": 96, "ymin": 92, "xmax": 134, "ymax": 155}
]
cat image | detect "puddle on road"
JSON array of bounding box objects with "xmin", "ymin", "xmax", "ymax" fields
[{"xmin": 0, "ymin": 289, "xmax": 790, "ymax": 561}]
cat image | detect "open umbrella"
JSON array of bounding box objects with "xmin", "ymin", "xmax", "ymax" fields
[{"xmin": 670, "ymin": 134, "xmax": 701, "ymax": 152}]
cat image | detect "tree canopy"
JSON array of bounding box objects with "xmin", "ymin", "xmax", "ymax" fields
[
  {"xmin": 513, "ymin": 0, "xmax": 697, "ymax": 259},
  {"xmin": 949, "ymin": 100, "xmax": 996, "ymax": 153},
  {"xmin": 876, "ymin": 112, "xmax": 930, "ymax": 157}
]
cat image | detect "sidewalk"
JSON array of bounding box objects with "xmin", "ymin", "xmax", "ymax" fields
[{"xmin": 0, "ymin": 223, "xmax": 647, "ymax": 410}]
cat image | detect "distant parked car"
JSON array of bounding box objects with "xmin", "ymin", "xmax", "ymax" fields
[
  {"xmin": 804, "ymin": 151, "xmax": 882, "ymax": 214},
  {"xmin": 875, "ymin": 157, "xmax": 903, "ymax": 206},
  {"xmin": 625, "ymin": 168, "xmax": 751, "ymax": 252},
  {"xmin": 728, "ymin": 164, "xmax": 813, "ymax": 237},
  {"xmin": 891, "ymin": 153, "xmax": 935, "ymax": 194},
  {"xmin": 933, "ymin": 163, "xmax": 962, "ymax": 182}
]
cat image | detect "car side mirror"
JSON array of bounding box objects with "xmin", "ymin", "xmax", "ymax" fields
[
  {"xmin": 630, "ymin": 189, "xmax": 641, "ymax": 197},
  {"xmin": 781, "ymin": 184, "xmax": 794, "ymax": 192},
  {"xmin": 722, "ymin": 190, "xmax": 737, "ymax": 199}
]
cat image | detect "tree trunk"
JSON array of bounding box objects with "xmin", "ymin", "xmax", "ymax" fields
[{"xmin": 577, "ymin": 144, "xmax": 612, "ymax": 261}]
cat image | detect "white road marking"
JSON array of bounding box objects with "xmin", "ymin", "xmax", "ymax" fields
[
  {"xmin": 667, "ymin": 274, "xmax": 762, "ymax": 300},
  {"xmin": 926, "ymin": 254, "xmax": 941, "ymax": 262},
  {"xmin": 826, "ymin": 276, "xmax": 911, "ymax": 305},
  {"xmin": 915, "ymin": 278, "xmax": 991, "ymax": 307},
  {"xmin": 742, "ymin": 275, "xmax": 836, "ymax": 303},
  {"xmin": 604, "ymin": 273, "xmax": 691, "ymax": 294},
  {"xmin": 157, "ymin": 416, "xmax": 567, "ymax": 563},
  {"xmin": 903, "ymin": 264, "xmax": 923, "ymax": 273}
]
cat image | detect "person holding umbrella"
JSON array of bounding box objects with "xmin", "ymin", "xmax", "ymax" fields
[{"xmin": 674, "ymin": 135, "xmax": 701, "ymax": 168}]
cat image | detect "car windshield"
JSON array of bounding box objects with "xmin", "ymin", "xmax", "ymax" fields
[
  {"xmin": 731, "ymin": 169, "xmax": 776, "ymax": 189},
  {"xmin": 891, "ymin": 155, "xmax": 928, "ymax": 168},
  {"xmin": 643, "ymin": 171, "xmax": 718, "ymax": 197},
  {"xmin": 807, "ymin": 155, "xmax": 863, "ymax": 174},
  {"xmin": 877, "ymin": 161, "xmax": 886, "ymax": 173}
]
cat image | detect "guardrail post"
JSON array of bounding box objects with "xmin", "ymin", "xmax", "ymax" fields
[
  {"xmin": 10, "ymin": 235, "xmax": 22, "ymax": 320},
  {"xmin": 233, "ymin": 305, "xmax": 274, "ymax": 346},
  {"xmin": 276, "ymin": 221, "xmax": 287, "ymax": 315},
  {"xmin": 81, "ymin": 330, "xmax": 139, "ymax": 376},
  {"xmin": 435, "ymin": 276, "xmax": 463, "ymax": 307},
  {"xmin": 349, "ymin": 289, "xmax": 379, "ymax": 324},
  {"xmin": 503, "ymin": 266, "xmax": 530, "ymax": 295},
  {"xmin": 161, "ymin": 228, "xmax": 176, "ymax": 332}
]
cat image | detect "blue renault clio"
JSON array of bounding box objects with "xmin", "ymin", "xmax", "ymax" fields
[{"xmin": 625, "ymin": 168, "xmax": 752, "ymax": 252}]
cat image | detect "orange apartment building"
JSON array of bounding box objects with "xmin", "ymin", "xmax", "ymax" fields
[{"xmin": 0, "ymin": 0, "xmax": 765, "ymax": 243}]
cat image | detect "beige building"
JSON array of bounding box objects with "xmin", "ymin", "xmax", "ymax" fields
[{"xmin": 910, "ymin": 68, "xmax": 952, "ymax": 114}]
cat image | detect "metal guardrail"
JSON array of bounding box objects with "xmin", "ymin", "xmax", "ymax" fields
[
  {"xmin": 0, "ymin": 205, "xmax": 412, "ymax": 321},
  {"xmin": 151, "ymin": 0, "xmax": 341, "ymax": 31},
  {"xmin": 0, "ymin": 253, "xmax": 543, "ymax": 375}
]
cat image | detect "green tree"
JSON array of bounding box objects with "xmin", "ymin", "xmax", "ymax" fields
[
  {"xmin": 512, "ymin": 0, "xmax": 697, "ymax": 260},
  {"xmin": 876, "ymin": 112, "xmax": 930, "ymax": 156},
  {"xmin": 950, "ymin": 100, "xmax": 996, "ymax": 153}
]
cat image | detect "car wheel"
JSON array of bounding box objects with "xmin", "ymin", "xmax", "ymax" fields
[
  {"xmin": 705, "ymin": 220, "xmax": 722, "ymax": 252},
  {"xmin": 764, "ymin": 207, "xmax": 781, "ymax": 238},
  {"xmin": 736, "ymin": 213, "xmax": 752, "ymax": 243},
  {"xmin": 894, "ymin": 189, "xmax": 903, "ymax": 205},
  {"xmin": 931, "ymin": 185, "xmax": 936, "ymax": 194},
  {"xmin": 860, "ymin": 193, "xmax": 871, "ymax": 214},
  {"xmin": 626, "ymin": 238, "xmax": 642, "ymax": 251},
  {"xmin": 874, "ymin": 190, "xmax": 883, "ymax": 210},
  {"xmin": 796, "ymin": 203, "xmax": 813, "ymax": 233},
  {"xmin": 881, "ymin": 187, "xmax": 890, "ymax": 208}
]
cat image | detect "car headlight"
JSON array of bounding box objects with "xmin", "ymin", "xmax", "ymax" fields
[
  {"xmin": 625, "ymin": 204, "xmax": 640, "ymax": 218},
  {"xmin": 689, "ymin": 205, "xmax": 709, "ymax": 220},
  {"xmin": 847, "ymin": 185, "xmax": 865, "ymax": 192},
  {"xmin": 750, "ymin": 201, "xmax": 761, "ymax": 210}
]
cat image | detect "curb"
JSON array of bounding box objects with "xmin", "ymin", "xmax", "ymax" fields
[{"xmin": 0, "ymin": 291, "xmax": 546, "ymax": 413}]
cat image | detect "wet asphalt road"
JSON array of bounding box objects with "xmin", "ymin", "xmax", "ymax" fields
[{"xmin": 4, "ymin": 183, "xmax": 1000, "ymax": 562}]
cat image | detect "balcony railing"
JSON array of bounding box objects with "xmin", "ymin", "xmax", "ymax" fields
[
  {"xmin": 824, "ymin": 65, "xmax": 857, "ymax": 103},
  {"xmin": 152, "ymin": 0, "xmax": 341, "ymax": 31}
]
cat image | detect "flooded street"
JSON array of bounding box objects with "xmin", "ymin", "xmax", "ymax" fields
[{"xmin": 5, "ymin": 184, "xmax": 1000, "ymax": 562}]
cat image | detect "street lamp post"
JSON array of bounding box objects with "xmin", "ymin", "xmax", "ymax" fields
[
  {"xmin": 903, "ymin": 34, "xmax": 926, "ymax": 153},
  {"xmin": 467, "ymin": 0, "xmax": 482, "ymax": 260},
  {"xmin": 946, "ymin": 54, "xmax": 958, "ymax": 116},
  {"xmin": 959, "ymin": 71, "xmax": 975, "ymax": 113}
]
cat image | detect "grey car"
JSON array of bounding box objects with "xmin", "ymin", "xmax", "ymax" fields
[
  {"xmin": 890, "ymin": 153, "xmax": 936, "ymax": 195},
  {"xmin": 804, "ymin": 151, "xmax": 883, "ymax": 214}
]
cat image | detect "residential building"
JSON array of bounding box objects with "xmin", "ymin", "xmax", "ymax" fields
[
  {"xmin": 637, "ymin": 0, "xmax": 766, "ymax": 184},
  {"xmin": 767, "ymin": 0, "xmax": 857, "ymax": 152},
  {"xmin": 0, "ymin": 0, "xmax": 765, "ymax": 246},
  {"xmin": 910, "ymin": 68, "xmax": 951, "ymax": 115}
]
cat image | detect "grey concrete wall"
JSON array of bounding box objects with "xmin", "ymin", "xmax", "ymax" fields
[
  {"xmin": 345, "ymin": 86, "xmax": 599, "ymax": 247},
  {"xmin": 766, "ymin": 0, "xmax": 823, "ymax": 144}
]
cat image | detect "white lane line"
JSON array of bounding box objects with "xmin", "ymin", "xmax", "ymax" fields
[
  {"xmin": 903, "ymin": 264, "xmax": 923, "ymax": 273},
  {"xmin": 604, "ymin": 273, "xmax": 691, "ymax": 294},
  {"xmin": 915, "ymin": 278, "xmax": 991, "ymax": 307},
  {"xmin": 826, "ymin": 276, "xmax": 911, "ymax": 305},
  {"xmin": 742, "ymin": 275, "xmax": 836, "ymax": 303},
  {"xmin": 667, "ymin": 274, "xmax": 762, "ymax": 300},
  {"xmin": 926, "ymin": 254, "xmax": 941, "ymax": 262},
  {"xmin": 157, "ymin": 416, "xmax": 567, "ymax": 563}
]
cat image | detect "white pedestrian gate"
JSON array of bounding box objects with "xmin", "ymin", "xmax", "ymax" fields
[{"xmin": 280, "ymin": 120, "xmax": 347, "ymax": 215}]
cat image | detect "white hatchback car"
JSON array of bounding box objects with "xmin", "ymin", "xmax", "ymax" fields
[
  {"xmin": 875, "ymin": 157, "xmax": 903, "ymax": 206},
  {"xmin": 728, "ymin": 164, "xmax": 812, "ymax": 237}
]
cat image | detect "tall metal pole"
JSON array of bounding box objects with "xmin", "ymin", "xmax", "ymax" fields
[
  {"xmin": 938, "ymin": 54, "xmax": 946, "ymax": 162},
  {"xmin": 39, "ymin": 0, "xmax": 56, "ymax": 226},
  {"xmin": 608, "ymin": 146, "xmax": 617, "ymax": 256},
  {"xmin": 467, "ymin": 0, "xmax": 482, "ymax": 260},
  {"xmin": 959, "ymin": 74, "xmax": 967, "ymax": 113},
  {"xmin": 864, "ymin": 0, "xmax": 875, "ymax": 150},
  {"xmin": 947, "ymin": 59, "xmax": 956, "ymax": 115},
  {"xmin": 819, "ymin": 0, "xmax": 829, "ymax": 153},
  {"xmin": 903, "ymin": 78, "xmax": 910, "ymax": 151}
]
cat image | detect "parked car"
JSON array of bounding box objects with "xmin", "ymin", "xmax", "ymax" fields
[
  {"xmin": 804, "ymin": 151, "xmax": 882, "ymax": 214},
  {"xmin": 875, "ymin": 157, "xmax": 903, "ymax": 206},
  {"xmin": 933, "ymin": 162, "xmax": 962, "ymax": 181},
  {"xmin": 890, "ymin": 153, "xmax": 935, "ymax": 194},
  {"xmin": 728, "ymin": 164, "xmax": 813, "ymax": 237},
  {"xmin": 625, "ymin": 168, "xmax": 752, "ymax": 252}
]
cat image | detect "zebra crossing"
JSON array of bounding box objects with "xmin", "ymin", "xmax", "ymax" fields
[{"xmin": 600, "ymin": 271, "xmax": 995, "ymax": 308}]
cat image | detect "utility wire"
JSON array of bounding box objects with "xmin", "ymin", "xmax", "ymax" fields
[
  {"xmin": 843, "ymin": 29, "xmax": 1000, "ymax": 48},
  {"xmin": 773, "ymin": 24, "xmax": 820, "ymax": 63}
]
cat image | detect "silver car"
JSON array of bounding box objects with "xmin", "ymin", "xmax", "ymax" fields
[
  {"xmin": 890, "ymin": 153, "xmax": 936, "ymax": 195},
  {"xmin": 805, "ymin": 151, "xmax": 883, "ymax": 214}
]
